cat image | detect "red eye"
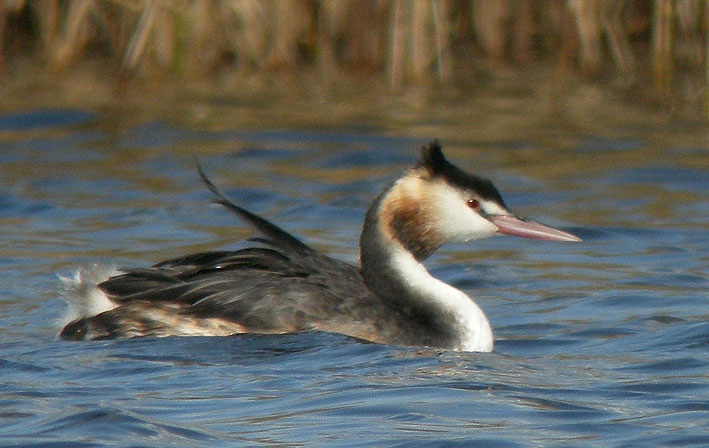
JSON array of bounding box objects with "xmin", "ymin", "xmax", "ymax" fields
[{"xmin": 467, "ymin": 199, "xmax": 481, "ymax": 211}]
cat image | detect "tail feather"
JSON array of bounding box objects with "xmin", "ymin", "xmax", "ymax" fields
[{"xmin": 59, "ymin": 265, "xmax": 119, "ymax": 325}]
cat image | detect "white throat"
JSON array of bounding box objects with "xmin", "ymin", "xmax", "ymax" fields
[{"xmin": 388, "ymin": 244, "xmax": 494, "ymax": 352}]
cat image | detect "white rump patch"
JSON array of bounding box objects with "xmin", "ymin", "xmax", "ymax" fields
[{"xmin": 58, "ymin": 265, "xmax": 120, "ymax": 325}]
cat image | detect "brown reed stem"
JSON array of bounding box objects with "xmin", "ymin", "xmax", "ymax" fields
[
  {"xmin": 389, "ymin": 0, "xmax": 405, "ymax": 89},
  {"xmin": 653, "ymin": 0, "xmax": 673, "ymax": 103},
  {"xmin": 121, "ymin": 0, "xmax": 159, "ymax": 72},
  {"xmin": 432, "ymin": 0, "xmax": 451, "ymax": 81}
]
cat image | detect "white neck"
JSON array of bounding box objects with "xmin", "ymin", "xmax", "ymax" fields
[{"xmin": 386, "ymin": 245, "xmax": 493, "ymax": 352}]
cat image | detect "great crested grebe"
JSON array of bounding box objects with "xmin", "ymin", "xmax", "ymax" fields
[{"xmin": 59, "ymin": 141, "xmax": 580, "ymax": 352}]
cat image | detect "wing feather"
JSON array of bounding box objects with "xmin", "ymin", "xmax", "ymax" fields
[{"xmin": 196, "ymin": 159, "xmax": 313, "ymax": 255}]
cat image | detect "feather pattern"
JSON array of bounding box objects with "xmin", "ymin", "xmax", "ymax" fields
[
  {"xmin": 59, "ymin": 142, "xmax": 579, "ymax": 351},
  {"xmin": 59, "ymin": 144, "xmax": 488, "ymax": 347}
]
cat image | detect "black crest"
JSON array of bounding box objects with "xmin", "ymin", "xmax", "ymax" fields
[
  {"xmin": 418, "ymin": 140, "xmax": 506, "ymax": 207},
  {"xmin": 419, "ymin": 140, "xmax": 448, "ymax": 174}
]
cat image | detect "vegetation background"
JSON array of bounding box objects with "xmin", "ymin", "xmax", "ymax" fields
[{"xmin": 0, "ymin": 0, "xmax": 707, "ymax": 120}]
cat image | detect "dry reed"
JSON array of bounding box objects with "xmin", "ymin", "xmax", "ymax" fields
[{"xmin": 0, "ymin": 0, "xmax": 706, "ymax": 113}]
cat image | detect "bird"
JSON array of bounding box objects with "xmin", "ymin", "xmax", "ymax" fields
[{"xmin": 59, "ymin": 141, "xmax": 581, "ymax": 352}]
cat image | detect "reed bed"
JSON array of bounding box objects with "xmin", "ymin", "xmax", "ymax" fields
[{"xmin": 0, "ymin": 0, "xmax": 707, "ymax": 114}]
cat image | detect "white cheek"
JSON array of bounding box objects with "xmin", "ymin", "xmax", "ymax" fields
[
  {"xmin": 482, "ymin": 201, "xmax": 507, "ymax": 216},
  {"xmin": 427, "ymin": 184, "xmax": 498, "ymax": 242}
]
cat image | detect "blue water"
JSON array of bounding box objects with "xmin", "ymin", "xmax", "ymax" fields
[{"xmin": 0, "ymin": 108, "xmax": 707, "ymax": 447}]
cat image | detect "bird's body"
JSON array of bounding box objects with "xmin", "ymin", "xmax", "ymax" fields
[{"xmin": 60, "ymin": 141, "xmax": 580, "ymax": 352}]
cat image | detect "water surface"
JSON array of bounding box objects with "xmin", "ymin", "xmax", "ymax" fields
[{"xmin": 0, "ymin": 104, "xmax": 707, "ymax": 447}]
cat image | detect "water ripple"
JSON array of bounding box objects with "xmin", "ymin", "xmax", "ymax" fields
[{"xmin": 0, "ymin": 112, "xmax": 707, "ymax": 446}]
